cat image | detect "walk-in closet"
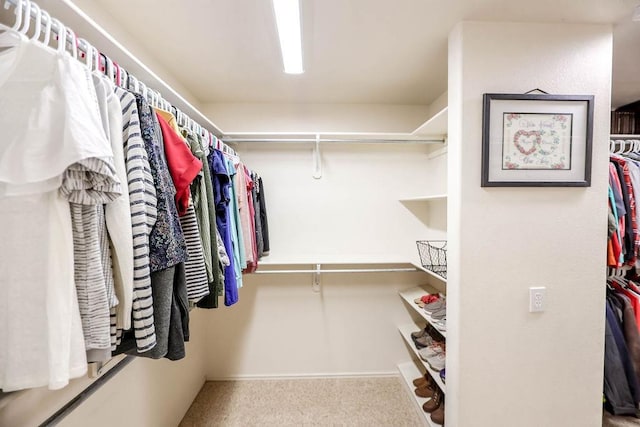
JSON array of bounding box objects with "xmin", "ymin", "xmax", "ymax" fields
[{"xmin": 0, "ymin": 0, "xmax": 639, "ymax": 426}]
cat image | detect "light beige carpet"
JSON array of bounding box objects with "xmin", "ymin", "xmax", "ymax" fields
[{"xmin": 179, "ymin": 376, "xmax": 423, "ymax": 427}]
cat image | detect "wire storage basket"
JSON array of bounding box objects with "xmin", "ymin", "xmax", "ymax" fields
[{"xmin": 416, "ymin": 240, "xmax": 447, "ymax": 279}]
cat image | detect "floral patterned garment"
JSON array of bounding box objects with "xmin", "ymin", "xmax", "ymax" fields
[{"xmin": 134, "ymin": 95, "xmax": 187, "ymax": 272}]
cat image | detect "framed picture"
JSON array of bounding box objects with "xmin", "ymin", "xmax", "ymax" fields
[{"xmin": 481, "ymin": 93, "xmax": 594, "ymax": 187}]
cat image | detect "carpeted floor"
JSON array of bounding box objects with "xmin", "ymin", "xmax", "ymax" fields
[
  {"xmin": 603, "ymin": 412, "xmax": 640, "ymax": 427},
  {"xmin": 179, "ymin": 376, "xmax": 422, "ymax": 427}
]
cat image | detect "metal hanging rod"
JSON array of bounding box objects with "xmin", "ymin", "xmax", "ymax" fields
[
  {"xmin": 611, "ymin": 134, "xmax": 640, "ymax": 139},
  {"xmin": 221, "ymin": 137, "xmax": 445, "ymax": 144},
  {"xmin": 254, "ymin": 267, "xmax": 419, "ymax": 274}
]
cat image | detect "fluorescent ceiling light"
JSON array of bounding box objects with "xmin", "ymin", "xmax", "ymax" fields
[{"xmin": 272, "ymin": 0, "xmax": 304, "ymax": 74}]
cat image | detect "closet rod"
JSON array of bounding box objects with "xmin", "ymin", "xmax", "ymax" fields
[
  {"xmin": 222, "ymin": 137, "xmax": 444, "ymax": 144},
  {"xmin": 611, "ymin": 134, "xmax": 640, "ymax": 139},
  {"xmin": 255, "ymin": 267, "xmax": 419, "ymax": 274}
]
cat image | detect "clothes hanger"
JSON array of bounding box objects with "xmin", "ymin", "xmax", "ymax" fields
[
  {"xmin": 18, "ymin": 0, "xmax": 30, "ymax": 35},
  {"xmin": 77, "ymin": 37, "xmax": 92, "ymax": 70},
  {"xmin": 91, "ymin": 46, "xmax": 100, "ymax": 73},
  {"xmin": 29, "ymin": 1, "xmax": 41, "ymax": 41},
  {"xmin": 128, "ymin": 73, "xmax": 140, "ymax": 93},
  {"xmin": 66, "ymin": 27, "xmax": 78, "ymax": 59},
  {"xmin": 112, "ymin": 61, "xmax": 121, "ymax": 87},
  {"xmin": 0, "ymin": 0, "xmax": 26, "ymax": 45},
  {"xmin": 139, "ymin": 81, "xmax": 148, "ymax": 99},
  {"xmin": 41, "ymin": 9, "xmax": 51, "ymax": 46},
  {"xmin": 1, "ymin": 0, "xmax": 23, "ymax": 32},
  {"xmin": 120, "ymin": 67, "xmax": 129, "ymax": 88},
  {"xmin": 103, "ymin": 54, "xmax": 115, "ymax": 83},
  {"xmin": 51, "ymin": 18, "xmax": 66, "ymax": 54}
]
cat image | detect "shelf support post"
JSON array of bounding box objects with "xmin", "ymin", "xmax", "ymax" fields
[
  {"xmin": 312, "ymin": 263, "xmax": 321, "ymax": 292},
  {"xmin": 312, "ymin": 133, "xmax": 322, "ymax": 179}
]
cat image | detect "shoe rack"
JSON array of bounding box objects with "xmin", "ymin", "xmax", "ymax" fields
[{"xmin": 397, "ymin": 286, "xmax": 446, "ymax": 427}]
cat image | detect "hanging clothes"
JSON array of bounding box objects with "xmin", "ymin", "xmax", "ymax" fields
[
  {"xmin": 0, "ymin": 4, "xmax": 271, "ymax": 391},
  {"xmin": 155, "ymin": 111, "xmax": 209, "ymax": 303},
  {"xmin": 0, "ymin": 36, "xmax": 116, "ymax": 391},
  {"xmin": 112, "ymin": 86, "xmax": 157, "ymax": 353}
]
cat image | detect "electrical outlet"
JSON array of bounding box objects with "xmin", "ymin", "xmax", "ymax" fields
[{"xmin": 529, "ymin": 287, "xmax": 546, "ymax": 313}]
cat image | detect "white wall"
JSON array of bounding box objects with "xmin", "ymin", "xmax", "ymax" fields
[
  {"xmin": 203, "ymin": 144, "xmax": 447, "ymax": 378},
  {"xmin": 0, "ymin": 310, "xmax": 208, "ymax": 427},
  {"xmin": 59, "ymin": 310, "xmax": 208, "ymax": 427},
  {"xmin": 205, "ymin": 273, "xmax": 437, "ymax": 378},
  {"xmin": 447, "ymin": 22, "xmax": 611, "ymax": 427},
  {"xmin": 202, "ymin": 103, "xmax": 431, "ymax": 134},
  {"xmin": 237, "ymin": 143, "xmax": 446, "ymax": 265}
]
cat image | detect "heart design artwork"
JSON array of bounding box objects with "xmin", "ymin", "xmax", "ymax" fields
[{"xmin": 513, "ymin": 130, "xmax": 541, "ymax": 156}]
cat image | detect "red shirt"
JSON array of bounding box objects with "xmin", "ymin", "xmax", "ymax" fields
[{"xmin": 155, "ymin": 112, "xmax": 202, "ymax": 216}]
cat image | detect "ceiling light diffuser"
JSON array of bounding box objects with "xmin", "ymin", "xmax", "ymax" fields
[{"xmin": 272, "ymin": 0, "xmax": 304, "ymax": 74}]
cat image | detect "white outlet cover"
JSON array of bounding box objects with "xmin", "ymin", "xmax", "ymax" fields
[{"xmin": 529, "ymin": 286, "xmax": 546, "ymax": 313}]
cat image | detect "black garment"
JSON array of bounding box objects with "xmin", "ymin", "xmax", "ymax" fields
[
  {"xmin": 252, "ymin": 172, "xmax": 264, "ymax": 258},
  {"xmin": 258, "ymin": 177, "xmax": 270, "ymax": 255},
  {"xmin": 604, "ymin": 299, "xmax": 640, "ymax": 416},
  {"xmin": 117, "ymin": 264, "xmax": 188, "ymax": 361}
]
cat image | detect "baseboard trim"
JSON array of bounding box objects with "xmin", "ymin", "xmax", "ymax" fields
[{"xmin": 205, "ymin": 371, "xmax": 398, "ymax": 381}]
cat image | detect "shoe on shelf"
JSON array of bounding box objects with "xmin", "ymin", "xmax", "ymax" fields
[
  {"xmin": 414, "ymin": 294, "xmax": 440, "ymax": 308},
  {"xmin": 415, "ymin": 383, "xmax": 436, "ymax": 398},
  {"xmin": 414, "ymin": 334, "xmax": 435, "ymax": 349},
  {"xmin": 418, "ymin": 343, "xmax": 444, "ymax": 361},
  {"xmin": 431, "ymin": 399, "xmax": 445, "ymax": 424},
  {"xmin": 426, "ymin": 352, "xmax": 446, "ymax": 371},
  {"xmin": 435, "ymin": 320, "xmax": 446, "ymax": 333},
  {"xmin": 412, "ymin": 374, "xmax": 428, "ymax": 387},
  {"xmin": 423, "ymin": 298, "xmax": 446, "ymax": 313},
  {"xmin": 422, "ymin": 387, "xmax": 443, "ymax": 413},
  {"xmin": 429, "ymin": 307, "xmax": 446, "ymax": 320},
  {"xmin": 411, "ymin": 326, "xmax": 428, "ymax": 340}
]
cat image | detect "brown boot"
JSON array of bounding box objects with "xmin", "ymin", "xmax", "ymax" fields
[
  {"xmin": 414, "ymin": 384, "xmax": 436, "ymax": 398},
  {"xmin": 422, "ymin": 388, "xmax": 443, "ymax": 413},
  {"xmin": 412, "ymin": 375, "xmax": 428, "ymax": 387},
  {"xmin": 430, "ymin": 399, "xmax": 445, "ymax": 424}
]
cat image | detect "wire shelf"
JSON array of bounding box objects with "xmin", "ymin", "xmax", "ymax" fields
[{"xmin": 416, "ymin": 240, "xmax": 447, "ymax": 279}]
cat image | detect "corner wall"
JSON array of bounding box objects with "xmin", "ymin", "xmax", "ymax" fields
[
  {"xmin": 447, "ymin": 22, "xmax": 611, "ymax": 426},
  {"xmin": 203, "ymin": 143, "xmax": 447, "ymax": 378}
]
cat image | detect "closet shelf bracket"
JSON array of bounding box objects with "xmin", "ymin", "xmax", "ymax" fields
[
  {"xmin": 312, "ymin": 134, "xmax": 322, "ymax": 179},
  {"xmin": 313, "ymin": 263, "xmax": 321, "ymax": 292},
  {"xmin": 427, "ymin": 136, "xmax": 448, "ymax": 160}
]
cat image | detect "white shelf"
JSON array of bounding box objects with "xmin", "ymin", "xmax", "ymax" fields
[
  {"xmin": 398, "ymin": 324, "xmax": 447, "ymax": 393},
  {"xmin": 399, "ymin": 287, "xmax": 447, "ymax": 337},
  {"xmin": 399, "ymin": 194, "xmax": 447, "ymax": 203},
  {"xmin": 410, "ymin": 263, "xmax": 447, "ymax": 284},
  {"xmin": 611, "ymin": 134, "xmax": 640, "ymax": 139},
  {"xmin": 258, "ymin": 259, "xmax": 413, "ymax": 266},
  {"xmin": 413, "ymin": 106, "xmax": 448, "ymax": 137},
  {"xmin": 397, "ymin": 361, "xmax": 442, "ymax": 427}
]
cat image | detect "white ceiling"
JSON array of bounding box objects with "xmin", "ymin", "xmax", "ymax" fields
[{"xmin": 89, "ymin": 0, "xmax": 637, "ymax": 107}]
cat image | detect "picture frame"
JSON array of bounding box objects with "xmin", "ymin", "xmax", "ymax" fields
[{"xmin": 481, "ymin": 93, "xmax": 594, "ymax": 187}]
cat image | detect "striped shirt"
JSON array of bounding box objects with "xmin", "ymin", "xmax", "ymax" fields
[
  {"xmin": 61, "ymin": 157, "xmax": 121, "ymax": 352},
  {"xmin": 113, "ymin": 87, "xmax": 157, "ymax": 353},
  {"xmin": 180, "ymin": 201, "xmax": 210, "ymax": 302}
]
